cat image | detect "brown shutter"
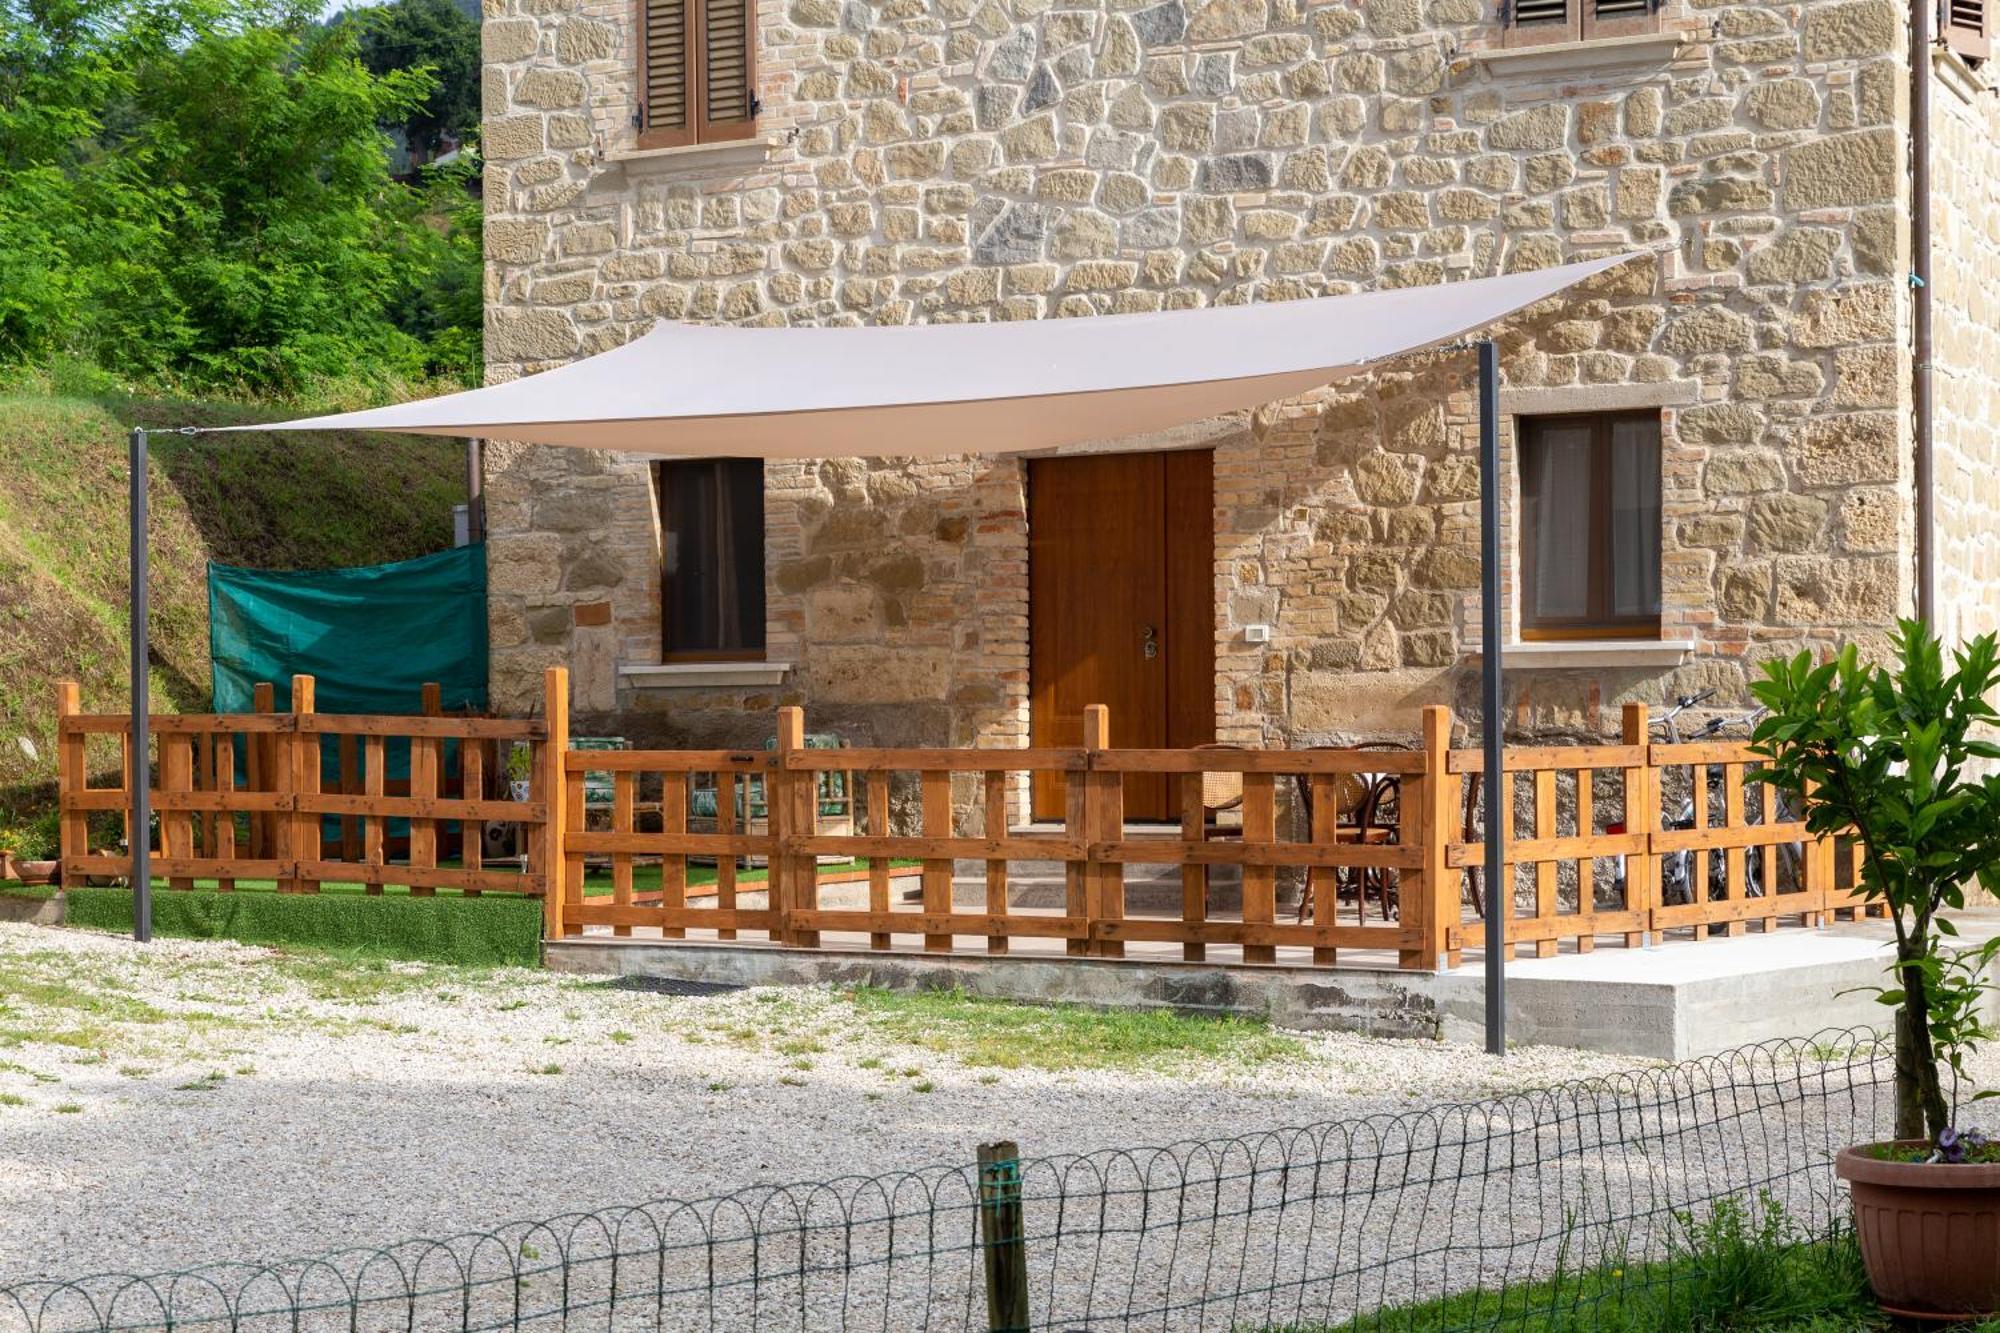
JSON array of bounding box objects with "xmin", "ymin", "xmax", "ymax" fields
[
  {"xmin": 1504, "ymin": 0, "xmax": 1578, "ymax": 48},
  {"xmin": 695, "ymin": 0, "xmax": 757, "ymax": 141},
  {"xmin": 640, "ymin": 0, "xmax": 694, "ymax": 148},
  {"xmin": 1583, "ymin": 0, "xmax": 1658, "ymax": 38},
  {"xmin": 1945, "ymin": 0, "xmax": 1991, "ymax": 60}
]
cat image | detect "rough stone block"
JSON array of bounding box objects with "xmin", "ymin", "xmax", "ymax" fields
[{"xmin": 1782, "ymin": 129, "xmax": 1897, "ymax": 211}]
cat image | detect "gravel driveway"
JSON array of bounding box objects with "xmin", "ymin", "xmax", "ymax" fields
[{"xmin": 0, "ymin": 921, "xmax": 1658, "ymax": 1284}]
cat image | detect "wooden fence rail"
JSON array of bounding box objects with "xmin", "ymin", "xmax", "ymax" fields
[
  {"xmin": 55, "ymin": 678, "xmax": 1883, "ymax": 972},
  {"xmin": 54, "ymin": 668, "xmax": 567, "ymax": 903}
]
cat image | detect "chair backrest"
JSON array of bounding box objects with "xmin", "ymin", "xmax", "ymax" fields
[
  {"xmin": 1190, "ymin": 743, "xmax": 1246, "ymax": 813},
  {"xmin": 1291, "ymin": 743, "xmax": 1411, "ymax": 834},
  {"xmin": 763, "ymin": 732, "xmax": 851, "ymax": 803},
  {"xmin": 571, "ymin": 737, "xmax": 629, "ymax": 803}
]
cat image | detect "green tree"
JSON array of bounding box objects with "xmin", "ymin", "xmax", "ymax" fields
[
  {"xmin": 350, "ymin": 0, "xmax": 479, "ymax": 165},
  {"xmin": 1750, "ymin": 622, "xmax": 2000, "ymax": 1142},
  {"xmin": 0, "ymin": 0, "xmax": 479, "ymax": 391}
]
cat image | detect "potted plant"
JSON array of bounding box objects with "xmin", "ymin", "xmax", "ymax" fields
[
  {"xmin": 505, "ymin": 744, "xmax": 533, "ymax": 802},
  {"xmin": 0, "ymin": 812, "xmax": 60, "ymax": 886},
  {"xmin": 1751, "ymin": 620, "xmax": 2000, "ymax": 1319}
]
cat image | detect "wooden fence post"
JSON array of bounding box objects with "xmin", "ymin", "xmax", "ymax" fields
[
  {"xmin": 920, "ymin": 763, "xmax": 954, "ymax": 954},
  {"xmin": 411, "ymin": 681, "xmax": 442, "ymax": 897},
  {"xmin": 977, "ymin": 1141, "xmax": 1031, "ymax": 1333},
  {"xmin": 1063, "ymin": 735, "xmax": 1090, "ymax": 958},
  {"xmin": 162, "ymin": 728, "xmax": 193, "ymax": 890},
  {"xmin": 1803, "ymin": 778, "xmax": 1831, "ymax": 926},
  {"xmin": 289, "ymin": 675, "xmax": 318, "ymax": 893},
  {"xmin": 1622, "ymin": 703, "xmax": 1656, "ymax": 947},
  {"xmin": 1404, "ymin": 705, "xmax": 1454, "ymax": 972},
  {"xmin": 54, "ymin": 683, "xmax": 85, "ymax": 882},
  {"xmin": 775, "ymin": 706, "xmax": 819, "ymax": 948},
  {"xmin": 1241, "ymin": 761, "xmax": 1277, "ymax": 966},
  {"xmin": 538, "ymin": 667, "xmax": 570, "ymax": 941},
  {"xmin": 1082, "ymin": 705, "xmax": 1123, "ymax": 958},
  {"xmin": 249, "ymin": 682, "xmax": 274, "ymax": 859}
]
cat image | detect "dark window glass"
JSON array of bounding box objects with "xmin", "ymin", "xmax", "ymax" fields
[
  {"xmin": 659, "ymin": 458, "xmax": 765, "ymax": 658},
  {"xmin": 1519, "ymin": 413, "xmax": 1661, "ymax": 639}
]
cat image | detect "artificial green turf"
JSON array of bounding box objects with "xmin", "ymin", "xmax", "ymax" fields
[
  {"xmin": 71, "ymin": 858, "xmax": 917, "ymax": 899},
  {"xmin": 64, "ymin": 887, "xmax": 541, "ymax": 966}
]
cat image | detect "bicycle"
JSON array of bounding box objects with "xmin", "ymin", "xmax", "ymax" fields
[{"xmin": 1607, "ymin": 689, "xmax": 1799, "ymax": 907}]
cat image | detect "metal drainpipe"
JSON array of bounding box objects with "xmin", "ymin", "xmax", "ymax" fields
[
  {"xmin": 466, "ymin": 437, "xmax": 486, "ymax": 544},
  {"xmin": 1913, "ymin": 0, "xmax": 1937, "ymax": 626}
]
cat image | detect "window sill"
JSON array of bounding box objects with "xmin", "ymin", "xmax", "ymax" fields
[
  {"xmin": 1469, "ymin": 30, "xmax": 1692, "ymax": 77},
  {"xmin": 1470, "ymin": 639, "xmax": 1697, "ymax": 670},
  {"xmin": 1936, "ymin": 47, "xmax": 1992, "ymax": 106},
  {"xmin": 602, "ymin": 137, "xmax": 779, "ymax": 171},
  {"xmin": 621, "ymin": 661, "xmax": 792, "ymax": 689}
]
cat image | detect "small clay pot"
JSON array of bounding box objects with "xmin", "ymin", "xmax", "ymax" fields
[{"xmin": 1839, "ymin": 1141, "xmax": 2000, "ymax": 1320}]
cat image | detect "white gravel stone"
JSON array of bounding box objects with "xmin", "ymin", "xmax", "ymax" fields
[{"xmin": 0, "ymin": 922, "xmax": 1648, "ymax": 1283}]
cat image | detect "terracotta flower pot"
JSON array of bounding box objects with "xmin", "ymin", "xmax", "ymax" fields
[
  {"xmin": 1838, "ymin": 1141, "xmax": 2000, "ymax": 1320},
  {"xmin": 11, "ymin": 859, "xmax": 56, "ymax": 887}
]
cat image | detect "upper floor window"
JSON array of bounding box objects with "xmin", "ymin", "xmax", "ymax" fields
[
  {"xmin": 639, "ymin": 0, "xmax": 758, "ymax": 148},
  {"xmin": 1502, "ymin": 0, "xmax": 1660, "ymax": 47},
  {"xmin": 659, "ymin": 458, "xmax": 766, "ymax": 660},
  {"xmin": 1518, "ymin": 412, "xmax": 1662, "ymax": 640},
  {"xmin": 1947, "ymin": 0, "xmax": 1991, "ymax": 61}
]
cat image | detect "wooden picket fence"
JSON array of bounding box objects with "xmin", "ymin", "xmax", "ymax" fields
[
  {"xmin": 53, "ymin": 670, "xmax": 565, "ymax": 901},
  {"xmin": 55, "ymin": 670, "xmax": 1883, "ymax": 970}
]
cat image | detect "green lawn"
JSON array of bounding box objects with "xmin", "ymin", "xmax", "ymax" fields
[
  {"xmin": 1294, "ymin": 1198, "xmax": 1945, "ymax": 1333},
  {"xmin": 838, "ymin": 985, "xmax": 1308, "ymax": 1072}
]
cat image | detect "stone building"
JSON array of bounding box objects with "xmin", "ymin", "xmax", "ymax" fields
[{"xmin": 479, "ymin": 0, "xmax": 2000, "ymax": 796}]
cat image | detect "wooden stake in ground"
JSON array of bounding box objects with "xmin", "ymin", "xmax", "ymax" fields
[{"xmin": 977, "ymin": 1140, "xmax": 1030, "ymax": 1333}]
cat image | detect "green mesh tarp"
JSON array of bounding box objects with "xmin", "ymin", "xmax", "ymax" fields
[
  {"xmin": 209, "ymin": 547, "xmax": 489, "ymax": 835},
  {"xmin": 209, "ymin": 545, "xmax": 488, "ymax": 715}
]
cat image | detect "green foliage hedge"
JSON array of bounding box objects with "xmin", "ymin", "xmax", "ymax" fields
[
  {"xmin": 1, "ymin": 0, "xmax": 481, "ymax": 392},
  {"xmin": 64, "ymin": 888, "xmax": 542, "ymax": 966}
]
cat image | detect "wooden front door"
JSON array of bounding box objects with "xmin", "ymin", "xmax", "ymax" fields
[{"xmin": 1028, "ymin": 450, "xmax": 1215, "ymax": 821}]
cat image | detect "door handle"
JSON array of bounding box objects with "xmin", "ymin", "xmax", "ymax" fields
[{"xmin": 1143, "ymin": 625, "xmax": 1159, "ymax": 660}]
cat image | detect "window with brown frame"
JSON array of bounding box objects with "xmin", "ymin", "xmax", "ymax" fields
[
  {"xmin": 639, "ymin": 0, "xmax": 758, "ymax": 148},
  {"xmin": 658, "ymin": 458, "xmax": 766, "ymax": 660},
  {"xmin": 1946, "ymin": 0, "xmax": 1991, "ymax": 61},
  {"xmin": 1518, "ymin": 412, "xmax": 1662, "ymax": 640},
  {"xmin": 1501, "ymin": 0, "xmax": 1660, "ymax": 47}
]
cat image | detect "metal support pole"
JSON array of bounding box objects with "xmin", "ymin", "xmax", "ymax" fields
[
  {"xmin": 128, "ymin": 427, "xmax": 152, "ymax": 943},
  {"xmin": 465, "ymin": 437, "xmax": 485, "ymax": 545},
  {"xmin": 1478, "ymin": 340, "xmax": 1504, "ymax": 1056},
  {"xmin": 1911, "ymin": 0, "xmax": 1936, "ymax": 626}
]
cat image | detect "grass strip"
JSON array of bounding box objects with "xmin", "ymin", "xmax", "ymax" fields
[
  {"xmin": 64, "ymin": 888, "xmax": 541, "ymax": 966},
  {"xmin": 1284, "ymin": 1197, "xmax": 1890, "ymax": 1332}
]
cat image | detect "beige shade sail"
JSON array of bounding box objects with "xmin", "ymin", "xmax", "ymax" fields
[{"xmin": 237, "ymin": 255, "xmax": 1636, "ymax": 455}]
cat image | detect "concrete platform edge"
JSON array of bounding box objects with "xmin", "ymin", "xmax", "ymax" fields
[{"xmin": 542, "ymin": 935, "xmax": 1905, "ymax": 1061}]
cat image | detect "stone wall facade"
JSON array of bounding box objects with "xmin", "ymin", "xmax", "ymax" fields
[
  {"xmin": 1930, "ymin": 53, "xmax": 2000, "ymax": 650},
  {"xmin": 481, "ymin": 0, "xmax": 1950, "ymax": 752}
]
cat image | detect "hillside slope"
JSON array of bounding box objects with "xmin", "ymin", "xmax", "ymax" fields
[{"xmin": 0, "ymin": 389, "xmax": 465, "ymax": 819}]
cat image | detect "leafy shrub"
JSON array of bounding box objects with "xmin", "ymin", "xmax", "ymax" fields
[{"xmin": 0, "ymin": 0, "xmax": 481, "ymax": 393}]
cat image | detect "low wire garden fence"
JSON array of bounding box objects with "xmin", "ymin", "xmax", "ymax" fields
[{"xmin": 2, "ymin": 1030, "xmax": 1890, "ymax": 1332}]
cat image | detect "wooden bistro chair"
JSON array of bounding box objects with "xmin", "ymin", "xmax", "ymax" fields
[
  {"xmin": 1292, "ymin": 743, "xmax": 1409, "ymax": 925},
  {"xmin": 687, "ymin": 733, "xmax": 857, "ymax": 865},
  {"xmin": 1189, "ymin": 743, "xmax": 1246, "ymax": 839}
]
